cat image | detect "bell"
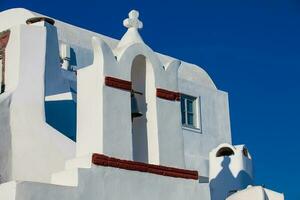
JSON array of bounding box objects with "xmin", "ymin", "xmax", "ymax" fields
[{"xmin": 131, "ymin": 92, "xmax": 143, "ymax": 119}]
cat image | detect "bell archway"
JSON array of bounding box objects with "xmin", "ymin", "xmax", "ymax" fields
[{"xmin": 131, "ymin": 54, "xmax": 159, "ymax": 164}]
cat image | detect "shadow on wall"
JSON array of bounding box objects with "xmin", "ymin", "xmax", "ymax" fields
[
  {"xmin": 209, "ymin": 157, "xmax": 253, "ymax": 200},
  {"xmin": 45, "ymin": 100, "xmax": 76, "ymax": 141}
]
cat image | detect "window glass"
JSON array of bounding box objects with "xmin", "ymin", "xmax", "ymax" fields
[
  {"xmin": 181, "ymin": 98, "xmax": 186, "ymax": 112},
  {"xmin": 187, "ymin": 100, "xmax": 193, "ymax": 113},
  {"xmin": 182, "ymin": 111, "xmax": 186, "ymax": 124},
  {"xmin": 187, "ymin": 113, "xmax": 194, "ymax": 125}
]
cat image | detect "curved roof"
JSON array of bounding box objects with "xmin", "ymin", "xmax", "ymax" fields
[
  {"xmin": 0, "ymin": 8, "xmax": 35, "ymax": 30},
  {"xmin": 178, "ymin": 62, "xmax": 216, "ymax": 89},
  {"xmin": 157, "ymin": 54, "xmax": 217, "ymax": 90}
]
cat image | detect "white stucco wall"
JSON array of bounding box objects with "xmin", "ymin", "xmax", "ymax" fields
[
  {"xmin": 0, "ymin": 16, "xmax": 76, "ymax": 183},
  {"xmin": 52, "ymin": 13, "xmax": 229, "ymax": 171},
  {"xmin": 0, "ymin": 95, "xmax": 12, "ymax": 183},
  {"xmin": 0, "ymin": 8, "xmax": 35, "ymax": 31},
  {"xmin": 10, "ymin": 24, "xmax": 75, "ymax": 183},
  {"xmin": 226, "ymin": 186, "xmax": 284, "ymax": 200},
  {"xmin": 5, "ymin": 165, "xmax": 210, "ymax": 200},
  {"xmin": 77, "ymin": 36, "xmax": 186, "ymax": 168},
  {"xmin": 209, "ymin": 144, "xmax": 253, "ymax": 200},
  {"xmin": 179, "ymin": 74, "xmax": 231, "ymax": 176}
]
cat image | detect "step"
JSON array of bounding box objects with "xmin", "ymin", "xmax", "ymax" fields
[
  {"xmin": 51, "ymin": 168, "xmax": 79, "ymax": 186},
  {"xmin": 65, "ymin": 154, "xmax": 93, "ymax": 170}
]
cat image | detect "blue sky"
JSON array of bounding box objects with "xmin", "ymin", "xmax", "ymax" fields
[{"xmin": 1, "ymin": 0, "xmax": 299, "ymax": 199}]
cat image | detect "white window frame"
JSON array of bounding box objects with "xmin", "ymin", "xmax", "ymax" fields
[{"xmin": 181, "ymin": 94, "xmax": 202, "ymax": 133}]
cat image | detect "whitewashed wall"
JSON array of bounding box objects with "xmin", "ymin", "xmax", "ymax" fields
[
  {"xmin": 179, "ymin": 72, "xmax": 231, "ymax": 176},
  {"xmin": 226, "ymin": 186, "xmax": 284, "ymax": 200},
  {"xmin": 77, "ymin": 36, "xmax": 185, "ymax": 168},
  {"xmin": 2, "ymin": 165, "xmax": 210, "ymax": 200},
  {"xmin": 209, "ymin": 144, "xmax": 253, "ymax": 200},
  {"xmin": 0, "ymin": 9, "xmax": 76, "ymax": 183}
]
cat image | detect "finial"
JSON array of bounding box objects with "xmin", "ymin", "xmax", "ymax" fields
[{"xmin": 123, "ymin": 10, "xmax": 143, "ymax": 29}]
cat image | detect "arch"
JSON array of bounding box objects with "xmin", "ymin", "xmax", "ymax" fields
[
  {"xmin": 216, "ymin": 147, "xmax": 235, "ymax": 157},
  {"xmin": 131, "ymin": 54, "xmax": 159, "ymax": 164},
  {"xmin": 116, "ymin": 43, "xmax": 165, "ymax": 87}
]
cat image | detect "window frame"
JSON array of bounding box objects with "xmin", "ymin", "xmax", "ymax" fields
[{"xmin": 180, "ymin": 94, "xmax": 201, "ymax": 132}]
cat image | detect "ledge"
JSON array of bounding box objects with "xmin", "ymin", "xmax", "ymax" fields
[
  {"xmin": 156, "ymin": 88, "xmax": 180, "ymax": 101},
  {"xmin": 182, "ymin": 126, "xmax": 202, "ymax": 134},
  {"xmin": 92, "ymin": 153, "xmax": 199, "ymax": 180},
  {"xmin": 105, "ymin": 76, "xmax": 132, "ymax": 91}
]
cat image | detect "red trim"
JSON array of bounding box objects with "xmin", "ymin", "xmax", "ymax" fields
[
  {"xmin": 0, "ymin": 31, "xmax": 10, "ymax": 49},
  {"xmin": 105, "ymin": 76, "xmax": 132, "ymax": 91},
  {"xmin": 0, "ymin": 30, "xmax": 10, "ymax": 94},
  {"xmin": 156, "ymin": 88, "xmax": 180, "ymax": 101},
  {"xmin": 92, "ymin": 153, "xmax": 198, "ymax": 180}
]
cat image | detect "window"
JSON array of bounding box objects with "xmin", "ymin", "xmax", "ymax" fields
[{"xmin": 181, "ymin": 94, "xmax": 198, "ymax": 128}]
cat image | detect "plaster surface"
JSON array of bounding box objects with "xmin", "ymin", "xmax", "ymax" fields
[
  {"xmin": 226, "ymin": 186, "xmax": 284, "ymax": 200},
  {"xmin": 8, "ymin": 165, "xmax": 210, "ymax": 200}
]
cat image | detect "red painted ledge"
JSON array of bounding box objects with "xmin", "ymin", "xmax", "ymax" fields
[
  {"xmin": 92, "ymin": 153, "xmax": 199, "ymax": 180},
  {"xmin": 156, "ymin": 88, "xmax": 180, "ymax": 101},
  {"xmin": 0, "ymin": 30, "xmax": 10, "ymax": 49},
  {"xmin": 105, "ymin": 76, "xmax": 132, "ymax": 92}
]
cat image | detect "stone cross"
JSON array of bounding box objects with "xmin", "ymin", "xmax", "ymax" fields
[{"xmin": 123, "ymin": 10, "xmax": 143, "ymax": 29}]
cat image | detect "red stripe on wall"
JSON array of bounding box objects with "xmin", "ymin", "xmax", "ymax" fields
[
  {"xmin": 92, "ymin": 153, "xmax": 199, "ymax": 180},
  {"xmin": 156, "ymin": 88, "xmax": 180, "ymax": 101},
  {"xmin": 0, "ymin": 30, "xmax": 10, "ymax": 94},
  {"xmin": 105, "ymin": 76, "xmax": 132, "ymax": 91}
]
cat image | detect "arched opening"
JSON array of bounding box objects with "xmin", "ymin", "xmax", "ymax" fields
[
  {"xmin": 216, "ymin": 147, "xmax": 235, "ymax": 157},
  {"xmin": 131, "ymin": 55, "xmax": 159, "ymax": 164}
]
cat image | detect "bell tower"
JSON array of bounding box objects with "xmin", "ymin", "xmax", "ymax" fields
[{"xmin": 76, "ymin": 10, "xmax": 185, "ymax": 168}]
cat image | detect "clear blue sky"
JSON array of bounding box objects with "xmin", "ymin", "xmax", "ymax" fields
[{"xmin": 1, "ymin": 0, "xmax": 299, "ymax": 199}]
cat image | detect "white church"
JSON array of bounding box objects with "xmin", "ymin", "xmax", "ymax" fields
[{"xmin": 0, "ymin": 8, "xmax": 284, "ymax": 200}]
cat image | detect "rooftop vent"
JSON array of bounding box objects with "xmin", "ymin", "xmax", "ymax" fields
[{"xmin": 216, "ymin": 147, "xmax": 235, "ymax": 157}]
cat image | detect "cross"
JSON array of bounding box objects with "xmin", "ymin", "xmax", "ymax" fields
[{"xmin": 123, "ymin": 10, "xmax": 143, "ymax": 29}]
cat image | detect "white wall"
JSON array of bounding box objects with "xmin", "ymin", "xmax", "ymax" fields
[
  {"xmin": 1, "ymin": 22, "xmax": 76, "ymax": 183},
  {"xmin": 209, "ymin": 144, "xmax": 253, "ymax": 200},
  {"xmin": 179, "ymin": 76, "xmax": 231, "ymax": 176},
  {"xmin": 226, "ymin": 186, "xmax": 284, "ymax": 200},
  {"xmin": 0, "ymin": 96, "xmax": 12, "ymax": 183},
  {"xmin": 8, "ymin": 165, "xmax": 210, "ymax": 200},
  {"xmin": 77, "ymin": 37, "xmax": 186, "ymax": 167}
]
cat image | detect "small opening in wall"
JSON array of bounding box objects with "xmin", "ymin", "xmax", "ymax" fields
[
  {"xmin": 242, "ymin": 147, "xmax": 249, "ymax": 158},
  {"xmin": 216, "ymin": 147, "xmax": 235, "ymax": 157}
]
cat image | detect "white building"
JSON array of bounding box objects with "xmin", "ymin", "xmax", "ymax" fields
[{"xmin": 0, "ymin": 8, "xmax": 284, "ymax": 200}]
